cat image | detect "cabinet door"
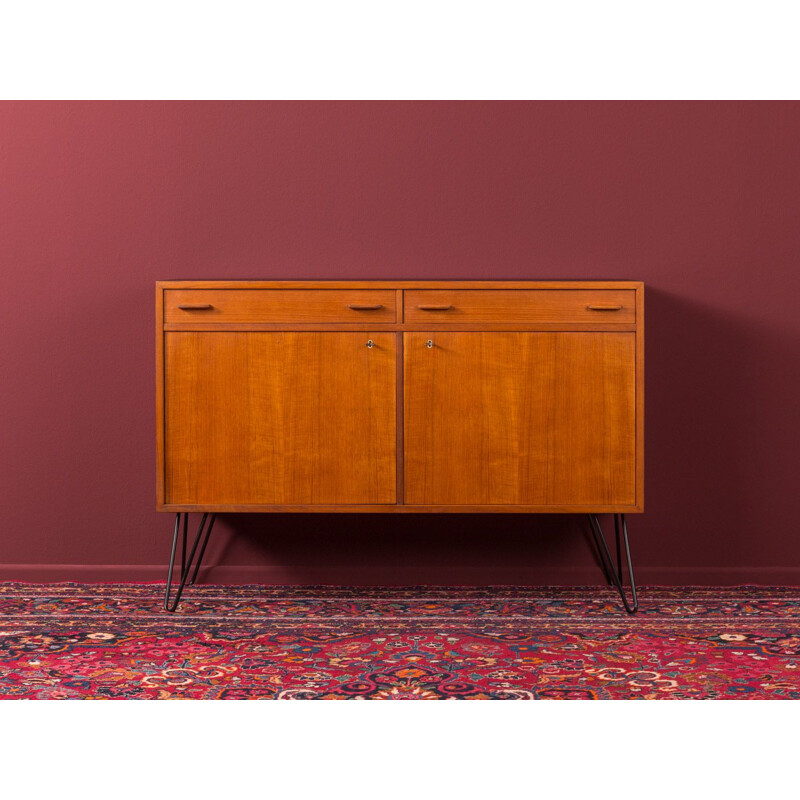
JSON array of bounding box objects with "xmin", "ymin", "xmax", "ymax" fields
[
  {"xmin": 165, "ymin": 332, "xmax": 396, "ymax": 505},
  {"xmin": 404, "ymin": 332, "xmax": 636, "ymax": 506}
]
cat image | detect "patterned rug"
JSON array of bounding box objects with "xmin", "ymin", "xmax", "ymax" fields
[{"xmin": 0, "ymin": 584, "xmax": 798, "ymax": 699}]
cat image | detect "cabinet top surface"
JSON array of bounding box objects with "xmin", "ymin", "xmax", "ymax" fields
[{"xmin": 157, "ymin": 280, "xmax": 644, "ymax": 290}]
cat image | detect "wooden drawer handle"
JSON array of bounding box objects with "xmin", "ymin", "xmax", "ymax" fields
[
  {"xmin": 177, "ymin": 304, "xmax": 214, "ymax": 310},
  {"xmin": 347, "ymin": 304, "xmax": 384, "ymax": 310},
  {"xmin": 417, "ymin": 304, "xmax": 453, "ymax": 311},
  {"xmin": 586, "ymin": 304, "xmax": 623, "ymax": 311}
]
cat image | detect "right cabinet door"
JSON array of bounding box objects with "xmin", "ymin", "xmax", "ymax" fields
[{"xmin": 404, "ymin": 332, "xmax": 636, "ymax": 506}]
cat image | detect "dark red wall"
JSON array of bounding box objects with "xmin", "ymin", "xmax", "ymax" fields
[{"xmin": 2, "ymin": 101, "xmax": 799, "ymax": 584}]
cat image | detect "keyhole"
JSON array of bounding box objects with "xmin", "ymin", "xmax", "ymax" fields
[{"xmin": 426, "ymin": 340, "xmax": 433, "ymax": 348}]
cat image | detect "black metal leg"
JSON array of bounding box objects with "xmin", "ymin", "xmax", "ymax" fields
[
  {"xmin": 587, "ymin": 513, "xmax": 638, "ymax": 614},
  {"xmin": 589, "ymin": 517, "xmax": 615, "ymax": 587},
  {"xmin": 164, "ymin": 513, "xmax": 216, "ymax": 612},
  {"xmin": 181, "ymin": 513, "xmax": 188, "ymax": 577},
  {"xmin": 188, "ymin": 513, "xmax": 216, "ymax": 586}
]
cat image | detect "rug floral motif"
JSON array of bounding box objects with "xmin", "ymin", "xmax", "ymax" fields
[{"xmin": 0, "ymin": 584, "xmax": 798, "ymax": 699}]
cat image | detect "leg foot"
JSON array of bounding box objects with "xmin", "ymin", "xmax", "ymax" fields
[
  {"xmin": 588, "ymin": 513, "xmax": 638, "ymax": 614},
  {"xmin": 164, "ymin": 513, "xmax": 217, "ymax": 612}
]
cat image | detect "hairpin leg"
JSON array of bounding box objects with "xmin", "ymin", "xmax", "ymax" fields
[
  {"xmin": 164, "ymin": 513, "xmax": 217, "ymax": 612},
  {"xmin": 188, "ymin": 513, "xmax": 216, "ymax": 586},
  {"xmin": 588, "ymin": 513, "xmax": 638, "ymax": 614}
]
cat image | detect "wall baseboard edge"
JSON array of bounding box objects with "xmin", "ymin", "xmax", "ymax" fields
[{"xmin": 1, "ymin": 563, "xmax": 799, "ymax": 585}]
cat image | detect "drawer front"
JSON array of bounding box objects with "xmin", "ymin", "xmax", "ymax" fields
[
  {"xmin": 165, "ymin": 289, "xmax": 397, "ymax": 323},
  {"xmin": 404, "ymin": 289, "xmax": 636, "ymax": 324}
]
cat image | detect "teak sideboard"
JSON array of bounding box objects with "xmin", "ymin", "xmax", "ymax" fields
[{"xmin": 156, "ymin": 280, "xmax": 644, "ymax": 612}]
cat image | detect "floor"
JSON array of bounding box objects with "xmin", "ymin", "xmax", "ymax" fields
[{"xmin": 0, "ymin": 584, "xmax": 798, "ymax": 699}]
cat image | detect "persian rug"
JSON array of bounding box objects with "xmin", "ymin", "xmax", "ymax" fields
[{"xmin": 0, "ymin": 584, "xmax": 798, "ymax": 699}]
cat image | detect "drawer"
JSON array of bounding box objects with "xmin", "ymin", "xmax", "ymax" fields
[
  {"xmin": 403, "ymin": 289, "xmax": 636, "ymax": 324},
  {"xmin": 164, "ymin": 289, "xmax": 397, "ymax": 324}
]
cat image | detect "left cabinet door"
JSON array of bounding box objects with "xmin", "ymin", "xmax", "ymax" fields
[{"xmin": 164, "ymin": 332, "xmax": 397, "ymax": 505}]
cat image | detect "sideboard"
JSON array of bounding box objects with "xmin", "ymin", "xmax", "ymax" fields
[{"xmin": 157, "ymin": 281, "xmax": 644, "ymax": 612}]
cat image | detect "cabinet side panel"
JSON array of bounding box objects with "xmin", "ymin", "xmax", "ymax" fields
[
  {"xmin": 156, "ymin": 285, "xmax": 165, "ymax": 507},
  {"xmin": 165, "ymin": 332, "xmax": 396, "ymax": 505},
  {"xmin": 636, "ymin": 284, "xmax": 645, "ymax": 511}
]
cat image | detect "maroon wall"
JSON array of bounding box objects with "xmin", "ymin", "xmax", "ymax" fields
[{"xmin": 2, "ymin": 101, "xmax": 799, "ymax": 584}]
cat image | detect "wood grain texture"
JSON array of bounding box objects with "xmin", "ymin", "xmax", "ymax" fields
[
  {"xmin": 158, "ymin": 503, "xmax": 642, "ymax": 513},
  {"xmin": 404, "ymin": 289, "xmax": 636, "ymax": 323},
  {"xmin": 156, "ymin": 281, "xmax": 644, "ymax": 513},
  {"xmin": 155, "ymin": 284, "xmax": 165, "ymax": 506},
  {"xmin": 158, "ymin": 280, "xmax": 644, "ymax": 290},
  {"xmin": 164, "ymin": 322, "xmax": 636, "ymax": 332},
  {"xmin": 635, "ymin": 283, "xmax": 645, "ymax": 510},
  {"xmin": 164, "ymin": 289, "xmax": 397, "ymax": 323},
  {"xmin": 403, "ymin": 332, "xmax": 636, "ymax": 506},
  {"xmin": 165, "ymin": 332, "xmax": 396, "ymax": 504},
  {"xmin": 396, "ymin": 332, "xmax": 404, "ymax": 503}
]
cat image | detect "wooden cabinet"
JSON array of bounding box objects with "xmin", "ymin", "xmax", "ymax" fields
[
  {"xmin": 164, "ymin": 332, "xmax": 396, "ymax": 506},
  {"xmin": 404, "ymin": 332, "xmax": 636, "ymax": 506},
  {"xmin": 157, "ymin": 281, "xmax": 643, "ymax": 513},
  {"xmin": 403, "ymin": 289, "xmax": 636, "ymax": 324},
  {"xmin": 165, "ymin": 289, "xmax": 397, "ymax": 324}
]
